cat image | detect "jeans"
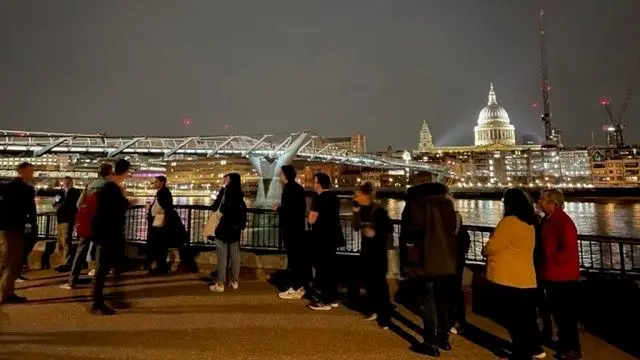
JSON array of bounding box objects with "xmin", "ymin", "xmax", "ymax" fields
[
  {"xmin": 546, "ymin": 281, "xmax": 581, "ymax": 354},
  {"xmin": 92, "ymin": 240, "xmax": 125, "ymax": 307},
  {"xmin": 0, "ymin": 231, "xmax": 25, "ymax": 302},
  {"xmin": 68, "ymin": 237, "xmax": 92, "ymax": 285},
  {"xmin": 215, "ymin": 240, "xmax": 240, "ymax": 283},
  {"xmin": 418, "ymin": 275, "xmax": 456, "ymax": 345},
  {"xmin": 493, "ymin": 282, "xmax": 543, "ymax": 359}
]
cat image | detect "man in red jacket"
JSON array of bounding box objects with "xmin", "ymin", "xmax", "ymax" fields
[{"xmin": 538, "ymin": 189, "xmax": 582, "ymax": 360}]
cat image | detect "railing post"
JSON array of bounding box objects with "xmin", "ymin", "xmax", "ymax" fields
[
  {"xmin": 619, "ymin": 242, "xmax": 626, "ymax": 274},
  {"xmin": 186, "ymin": 207, "xmax": 193, "ymax": 245}
]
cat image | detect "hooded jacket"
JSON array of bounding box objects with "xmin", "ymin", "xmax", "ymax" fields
[{"xmin": 399, "ymin": 183, "xmax": 458, "ymax": 278}]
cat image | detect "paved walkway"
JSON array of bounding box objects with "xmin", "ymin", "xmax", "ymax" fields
[{"xmin": 0, "ymin": 270, "xmax": 634, "ymax": 360}]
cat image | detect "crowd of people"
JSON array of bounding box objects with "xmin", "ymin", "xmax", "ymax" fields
[{"xmin": 0, "ymin": 161, "xmax": 583, "ymax": 360}]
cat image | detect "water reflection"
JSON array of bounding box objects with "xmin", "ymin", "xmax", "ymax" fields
[{"xmin": 35, "ymin": 196, "xmax": 640, "ymax": 238}]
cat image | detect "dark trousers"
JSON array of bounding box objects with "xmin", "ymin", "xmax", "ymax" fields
[
  {"xmin": 146, "ymin": 227, "xmax": 168, "ymax": 272},
  {"xmin": 92, "ymin": 240, "xmax": 125, "ymax": 307},
  {"xmin": 536, "ymin": 282, "xmax": 553, "ymax": 341},
  {"xmin": 418, "ymin": 275, "xmax": 456, "ymax": 345},
  {"xmin": 450, "ymin": 268, "xmax": 468, "ymax": 327},
  {"xmin": 362, "ymin": 269, "xmax": 392, "ymax": 324},
  {"xmin": 283, "ymin": 231, "xmax": 311, "ymax": 290},
  {"xmin": 546, "ymin": 281, "xmax": 581, "ymax": 354},
  {"xmin": 68, "ymin": 237, "xmax": 92, "ymax": 285},
  {"xmin": 313, "ymin": 246, "xmax": 338, "ymax": 304},
  {"xmin": 493, "ymin": 283, "xmax": 543, "ymax": 359},
  {"xmin": 21, "ymin": 233, "xmax": 38, "ymax": 269}
]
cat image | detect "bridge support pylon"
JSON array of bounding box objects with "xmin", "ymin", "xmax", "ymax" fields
[{"xmin": 248, "ymin": 133, "xmax": 309, "ymax": 208}]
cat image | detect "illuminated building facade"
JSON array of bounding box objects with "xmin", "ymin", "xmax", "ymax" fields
[
  {"xmin": 590, "ymin": 147, "xmax": 640, "ymax": 187},
  {"xmin": 473, "ymin": 83, "xmax": 516, "ymax": 147}
]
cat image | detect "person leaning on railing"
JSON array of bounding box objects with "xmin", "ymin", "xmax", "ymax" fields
[{"xmin": 537, "ymin": 189, "xmax": 582, "ymax": 360}]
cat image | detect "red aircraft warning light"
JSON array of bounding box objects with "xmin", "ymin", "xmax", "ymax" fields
[{"xmin": 600, "ymin": 97, "xmax": 610, "ymax": 106}]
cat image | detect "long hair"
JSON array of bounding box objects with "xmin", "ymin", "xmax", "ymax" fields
[
  {"xmin": 224, "ymin": 172, "xmax": 243, "ymax": 200},
  {"xmin": 503, "ymin": 188, "xmax": 538, "ymax": 225}
]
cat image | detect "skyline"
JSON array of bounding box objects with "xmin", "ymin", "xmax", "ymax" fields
[{"xmin": 1, "ymin": 0, "xmax": 639, "ymax": 151}]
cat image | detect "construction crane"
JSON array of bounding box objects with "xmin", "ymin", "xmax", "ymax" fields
[
  {"xmin": 601, "ymin": 54, "xmax": 640, "ymax": 148},
  {"xmin": 538, "ymin": 9, "xmax": 555, "ymax": 145}
]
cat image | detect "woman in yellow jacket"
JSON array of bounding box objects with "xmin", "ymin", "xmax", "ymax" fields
[{"xmin": 482, "ymin": 188, "xmax": 545, "ymax": 360}]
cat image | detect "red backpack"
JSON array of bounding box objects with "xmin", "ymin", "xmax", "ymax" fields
[{"xmin": 75, "ymin": 190, "xmax": 98, "ymax": 238}]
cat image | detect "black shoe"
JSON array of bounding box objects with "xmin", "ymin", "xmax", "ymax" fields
[
  {"xmin": 90, "ymin": 304, "xmax": 116, "ymax": 316},
  {"xmin": 55, "ymin": 265, "xmax": 71, "ymax": 273},
  {"xmin": 1, "ymin": 294, "xmax": 27, "ymax": 305},
  {"xmin": 438, "ymin": 340, "xmax": 452, "ymax": 351},
  {"xmin": 410, "ymin": 343, "xmax": 440, "ymax": 357},
  {"xmin": 110, "ymin": 300, "xmax": 131, "ymax": 310},
  {"xmin": 555, "ymin": 351, "xmax": 583, "ymax": 360}
]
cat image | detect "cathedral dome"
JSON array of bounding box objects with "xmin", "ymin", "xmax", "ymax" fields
[
  {"xmin": 474, "ymin": 83, "xmax": 516, "ymax": 147},
  {"xmin": 477, "ymin": 83, "xmax": 511, "ymax": 126}
]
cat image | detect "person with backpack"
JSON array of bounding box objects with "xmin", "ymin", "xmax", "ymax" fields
[
  {"xmin": 352, "ymin": 182, "xmax": 394, "ymax": 329},
  {"xmin": 209, "ymin": 173, "xmax": 247, "ymax": 293},
  {"xmin": 60, "ymin": 163, "xmax": 112, "ymax": 290}
]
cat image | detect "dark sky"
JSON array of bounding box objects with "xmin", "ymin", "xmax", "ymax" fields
[{"xmin": 1, "ymin": 0, "xmax": 639, "ymax": 151}]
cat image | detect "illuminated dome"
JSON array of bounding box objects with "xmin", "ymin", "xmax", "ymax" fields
[{"xmin": 474, "ymin": 83, "xmax": 515, "ymax": 146}]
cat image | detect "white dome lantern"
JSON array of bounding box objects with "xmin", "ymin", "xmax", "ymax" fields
[{"xmin": 474, "ymin": 83, "xmax": 516, "ymax": 146}]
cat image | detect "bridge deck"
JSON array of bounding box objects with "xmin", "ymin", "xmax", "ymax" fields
[{"xmin": 0, "ymin": 270, "xmax": 634, "ymax": 360}]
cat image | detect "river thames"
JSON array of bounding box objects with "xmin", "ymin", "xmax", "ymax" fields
[{"xmin": 36, "ymin": 196, "xmax": 640, "ymax": 238}]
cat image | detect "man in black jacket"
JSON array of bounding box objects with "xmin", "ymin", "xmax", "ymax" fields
[
  {"xmin": 0, "ymin": 162, "xmax": 36, "ymax": 305},
  {"xmin": 90, "ymin": 159, "xmax": 131, "ymax": 315},
  {"xmin": 45, "ymin": 176, "xmax": 81, "ymax": 272},
  {"xmin": 274, "ymin": 165, "xmax": 309, "ymax": 300}
]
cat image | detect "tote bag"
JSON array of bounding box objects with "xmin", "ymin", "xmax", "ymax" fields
[{"xmin": 203, "ymin": 210, "xmax": 222, "ymax": 239}]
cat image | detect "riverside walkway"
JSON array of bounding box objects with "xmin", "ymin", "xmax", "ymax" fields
[{"xmin": 0, "ymin": 269, "xmax": 634, "ymax": 360}]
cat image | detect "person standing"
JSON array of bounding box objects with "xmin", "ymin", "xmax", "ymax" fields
[
  {"xmin": 399, "ymin": 182, "xmax": 458, "ymax": 357},
  {"xmin": 60, "ymin": 163, "xmax": 112, "ymax": 290},
  {"xmin": 0, "ymin": 162, "xmax": 36, "ymax": 305},
  {"xmin": 352, "ymin": 182, "xmax": 393, "ymax": 329},
  {"xmin": 275, "ymin": 165, "xmax": 310, "ymax": 300},
  {"xmin": 90, "ymin": 159, "xmax": 131, "ymax": 315},
  {"xmin": 209, "ymin": 173, "xmax": 246, "ymax": 293},
  {"xmin": 483, "ymin": 188, "xmax": 545, "ymax": 360},
  {"xmin": 146, "ymin": 176, "xmax": 173, "ymax": 275},
  {"xmin": 45, "ymin": 176, "xmax": 81, "ymax": 272},
  {"xmin": 307, "ymin": 172, "xmax": 344, "ymax": 311},
  {"xmin": 538, "ymin": 189, "xmax": 582, "ymax": 360},
  {"xmin": 449, "ymin": 193, "xmax": 471, "ymax": 335}
]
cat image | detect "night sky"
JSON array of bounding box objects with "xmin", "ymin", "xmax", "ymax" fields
[{"xmin": 1, "ymin": 0, "xmax": 639, "ymax": 151}]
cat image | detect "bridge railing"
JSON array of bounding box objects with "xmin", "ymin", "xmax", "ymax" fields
[{"xmin": 34, "ymin": 204, "xmax": 640, "ymax": 275}]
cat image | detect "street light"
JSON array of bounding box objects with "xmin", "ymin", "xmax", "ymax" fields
[{"xmin": 402, "ymin": 151, "xmax": 411, "ymax": 188}]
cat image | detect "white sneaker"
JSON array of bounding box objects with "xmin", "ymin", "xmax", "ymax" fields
[
  {"xmin": 534, "ymin": 352, "xmax": 547, "ymax": 359},
  {"xmin": 59, "ymin": 283, "xmax": 75, "ymax": 290},
  {"xmin": 209, "ymin": 283, "xmax": 225, "ymax": 293},
  {"xmin": 329, "ymin": 302, "xmax": 339, "ymax": 308},
  {"xmin": 449, "ymin": 327, "xmax": 458, "ymax": 335},
  {"xmin": 230, "ymin": 281, "xmax": 239, "ymax": 290},
  {"xmin": 88, "ymin": 269, "xmax": 96, "ymax": 277},
  {"xmin": 279, "ymin": 287, "xmax": 305, "ymax": 300},
  {"xmin": 308, "ymin": 302, "xmax": 332, "ymax": 311},
  {"xmin": 364, "ymin": 313, "xmax": 378, "ymax": 321}
]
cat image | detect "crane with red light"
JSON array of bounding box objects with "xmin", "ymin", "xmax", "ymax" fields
[
  {"xmin": 538, "ymin": 9, "xmax": 557, "ymax": 146},
  {"xmin": 600, "ymin": 54, "xmax": 640, "ymax": 148}
]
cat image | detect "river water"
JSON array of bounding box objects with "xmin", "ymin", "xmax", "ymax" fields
[{"xmin": 36, "ymin": 196, "xmax": 640, "ymax": 238}]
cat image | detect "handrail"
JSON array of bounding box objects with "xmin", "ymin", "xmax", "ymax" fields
[{"xmin": 34, "ymin": 204, "xmax": 640, "ymax": 275}]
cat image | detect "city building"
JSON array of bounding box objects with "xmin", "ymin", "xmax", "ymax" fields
[
  {"xmin": 590, "ymin": 147, "xmax": 640, "ymax": 187},
  {"xmin": 473, "ymin": 83, "xmax": 516, "ymax": 147},
  {"xmin": 417, "ymin": 120, "xmax": 434, "ymax": 152},
  {"xmin": 324, "ymin": 133, "xmax": 367, "ymax": 154}
]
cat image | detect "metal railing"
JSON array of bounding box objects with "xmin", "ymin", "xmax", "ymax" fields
[{"xmin": 35, "ymin": 205, "xmax": 640, "ymax": 275}]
